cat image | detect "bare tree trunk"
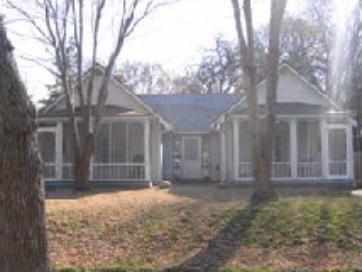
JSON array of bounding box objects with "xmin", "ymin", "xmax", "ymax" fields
[
  {"xmin": 0, "ymin": 18, "xmax": 50, "ymax": 272},
  {"xmin": 231, "ymin": 0, "xmax": 286, "ymax": 202},
  {"xmin": 7, "ymin": 0, "xmax": 171, "ymax": 191},
  {"xmin": 74, "ymin": 135, "xmax": 94, "ymax": 190},
  {"xmin": 253, "ymin": 0, "xmax": 287, "ymax": 201}
]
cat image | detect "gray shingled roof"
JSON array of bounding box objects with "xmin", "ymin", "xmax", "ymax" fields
[{"xmin": 139, "ymin": 94, "xmax": 241, "ymax": 132}]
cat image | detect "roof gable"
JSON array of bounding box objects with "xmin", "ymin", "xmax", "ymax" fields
[
  {"xmin": 42, "ymin": 74, "xmax": 155, "ymax": 117},
  {"xmin": 231, "ymin": 64, "xmax": 340, "ymax": 115}
]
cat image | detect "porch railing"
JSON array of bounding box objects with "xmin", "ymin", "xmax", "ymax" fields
[
  {"xmin": 239, "ymin": 161, "xmax": 324, "ymax": 179},
  {"xmin": 43, "ymin": 163, "xmax": 56, "ymax": 179},
  {"xmin": 297, "ymin": 162, "xmax": 322, "ymax": 178},
  {"xmin": 272, "ymin": 162, "xmax": 291, "ymax": 178},
  {"xmin": 43, "ymin": 162, "xmax": 146, "ymax": 181},
  {"xmin": 62, "ymin": 163, "xmax": 74, "ymax": 180},
  {"xmin": 239, "ymin": 162, "xmax": 253, "ymax": 178},
  {"xmin": 92, "ymin": 163, "xmax": 145, "ymax": 180},
  {"xmin": 239, "ymin": 162, "xmax": 291, "ymax": 179},
  {"xmin": 328, "ymin": 161, "xmax": 347, "ymax": 176}
]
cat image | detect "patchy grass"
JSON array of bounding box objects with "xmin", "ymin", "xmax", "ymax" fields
[{"xmin": 46, "ymin": 185, "xmax": 362, "ymax": 271}]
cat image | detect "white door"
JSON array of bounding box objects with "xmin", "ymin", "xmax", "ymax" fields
[
  {"xmin": 327, "ymin": 126, "xmax": 348, "ymax": 178},
  {"xmin": 181, "ymin": 136, "xmax": 202, "ymax": 179}
]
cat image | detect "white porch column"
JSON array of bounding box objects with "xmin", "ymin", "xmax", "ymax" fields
[
  {"xmin": 321, "ymin": 118, "xmax": 328, "ymax": 177},
  {"xmin": 233, "ymin": 118, "xmax": 239, "ymax": 180},
  {"xmin": 55, "ymin": 122, "xmax": 63, "ymax": 179},
  {"xmin": 220, "ymin": 130, "xmax": 226, "ymax": 182},
  {"xmin": 290, "ymin": 119, "xmax": 298, "ymax": 179},
  {"xmin": 144, "ymin": 118, "xmax": 151, "ymax": 181},
  {"xmin": 347, "ymin": 121, "xmax": 354, "ymax": 179},
  {"xmin": 156, "ymin": 125, "xmax": 163, "ymax": 181},
  {"xmin": 89, "ymin": 121, "xmax": 95, "ymax": 180}
]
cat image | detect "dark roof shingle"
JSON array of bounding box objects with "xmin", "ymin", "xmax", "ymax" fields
[{"xmin": 139, "ymin": 94, "xmax": 241, "ymax": 132}]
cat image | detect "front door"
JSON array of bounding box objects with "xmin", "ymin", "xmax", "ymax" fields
[
  {"xmin": 327, "ymin": 126, "xmax": 348, "ymax": 178},
  {"xmin": 181, "ymin": 136, "xmax": 202, "ymax": 179}
]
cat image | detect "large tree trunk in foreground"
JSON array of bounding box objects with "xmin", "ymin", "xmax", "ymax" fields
[{"xmin": 0, "ymin": 18, "xmax": 50, "ymax": 272}]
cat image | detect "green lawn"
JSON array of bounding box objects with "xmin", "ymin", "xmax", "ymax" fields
[{"xmin": 46, "ymin": 184, "xmax": 362, "ymax": 271}]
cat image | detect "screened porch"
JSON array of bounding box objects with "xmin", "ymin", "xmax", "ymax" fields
[
  {"xmin": 38, "ymin": 119, "xmax": 151, "ymax": 182},
  {"xmin": 234, "ymin": 117, "xmax": 353, "ymax": 181}
]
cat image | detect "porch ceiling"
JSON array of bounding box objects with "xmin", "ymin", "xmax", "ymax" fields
[{"xmin": 234, "ymin": 103, "xmax": 336, "ymax": 115}]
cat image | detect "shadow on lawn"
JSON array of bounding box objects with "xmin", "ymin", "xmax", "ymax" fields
[{"xmin": 165, "ymin": 198, "xmax": 263, "ymax": 272}]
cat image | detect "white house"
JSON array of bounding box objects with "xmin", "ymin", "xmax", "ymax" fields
[{"xmin": 38, "ymin": 64, "xmax": 355, "ymax": 187}]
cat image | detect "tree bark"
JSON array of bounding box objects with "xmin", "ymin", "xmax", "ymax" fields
[
  {"xmin": 0, "ymin": 18, "xmax": 50, "ymax": 272},
  {"xmin": 73, "ymin": 135, "xmax": 94, "ymax": 190},
  {"xmin": 74, "ymin": 157, "xmax": 91, "ymax": 190}
]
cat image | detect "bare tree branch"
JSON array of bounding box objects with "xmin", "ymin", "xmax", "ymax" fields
[
  {"xmin": 8, "ymin": 0, "xmax": 173, "ymax": 189},
  {"xmin": 19, "ymin": 55, "xmax": 60, "ymax": 77}
]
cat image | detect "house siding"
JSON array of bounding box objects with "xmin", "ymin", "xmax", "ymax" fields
[{"xmin": 49, "ymin": 76, "xmax": 150, "ymax": 115}]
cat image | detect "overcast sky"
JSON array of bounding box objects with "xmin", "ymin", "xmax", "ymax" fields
[{"xmin": 1, "ymin": 0, "xmax": 353, "ymax": 105}]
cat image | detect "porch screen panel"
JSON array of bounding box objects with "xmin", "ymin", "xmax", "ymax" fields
[
  {"xmin": 297, "ymin": 120, "xmax": 322, "ymax": 177},
  {"xmin": 111, "ymin": 122, "xmax": 127, "ymax": 163},
  {"xmin": 38, "ymin": 132, "xmax": 55, "ymax": 163},
  {"xmin": 273, "ymin": 121, "xmax": 291, "ymax": 177},
  {"xmin": 239, "ymin": 121, "xmax": 251, "ymax": 162},
  {"xmin": 62, "ymin": 123, "xmax": 74, "ymax": 163},
  {"xmin": 328, "ymin": 129, "xmax": 347, "ymax": 176},
  {"xmin": 38, "ymin": 132, "xmax": 56, "ymax": 178},
  {"xmin": 329, "ymin": 130, "xmax": 347, "ymax": 160},
  {"xmin": 128, "ymin": 122, "xmax": 144, "ymax": 163},
  {"xmin": 62, "ymin": 123, "xmax": 75, "ymax": 179},
  {"xmin": 239, "ymin": 121, "xmax": 252, "ymax": 178},
  {"xmin": 94, "ymin": 123, "xmax": 110, "ymax": 163},
  {"xmin": 92, "ymin": 121, "xmax": 145, "ymax": 180},
  {"xmin": 128, "ymin": 122, "xmax": 145, "ymax": 180}
]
